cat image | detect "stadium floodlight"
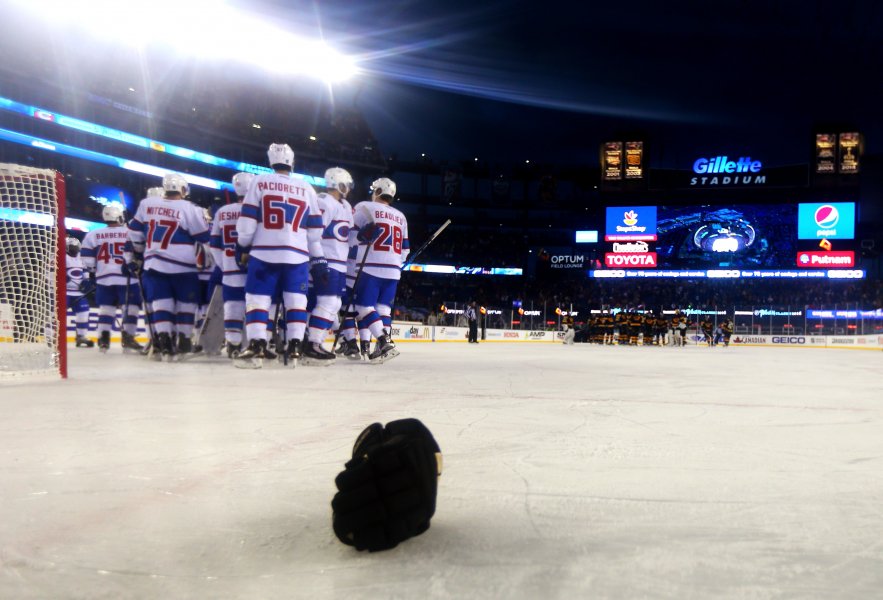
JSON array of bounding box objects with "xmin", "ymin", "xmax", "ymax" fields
[{"xmin": 11, "ymin": 0, "xmax": 357, "ymax": 83}]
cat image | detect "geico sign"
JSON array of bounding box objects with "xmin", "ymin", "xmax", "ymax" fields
[
  {"xmin": 771, "ymin": 336, "xmax": 806, "ymax": 344},
  {"xmin": 604, "ymin": 252, "xmax": 657, "ymax": 267}
]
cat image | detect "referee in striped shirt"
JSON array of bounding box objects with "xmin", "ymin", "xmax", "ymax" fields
[{"xmin": 466, "ymin": 301, "xmax": 479, "ymax": 344}]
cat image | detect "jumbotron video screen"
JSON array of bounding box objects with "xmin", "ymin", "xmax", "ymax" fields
[{"xmin": 653, "ymin": 203, "xmax": 855, "ymax": 269}]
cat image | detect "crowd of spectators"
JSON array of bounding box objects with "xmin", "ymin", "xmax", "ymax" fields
[{"xmin": 395, "ymin": 275, "xmax": 883, "ymax": 319}]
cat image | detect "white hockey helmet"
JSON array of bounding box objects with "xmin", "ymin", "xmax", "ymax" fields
[
  {"xmin": 232, "ymin": 171, "xmax": 255, "ymax": 197},
  {"xmin": 371, "ymin": 177, "xmax": 396, "ymax": 200},
  {"xmin": 66, "ymin": 237, "xmax": 81, "ymax": 256},
  {"xmin": 102, "ymin": 204, "xmax": 125, "ymax": 224},
  {"xmin": 267, "ymin": 143, "xmax": 295, "ymax": 169},
  {"xmin": 146, "ymin": 186, "xmax": 164, "ymax": 198},
  {"xmin": 324, "ymin": 167, "xmax": 354, "ymax": 197},
  {"xmin": 162, "ymin": 173, "xmax": 189, "ymax": 198}
]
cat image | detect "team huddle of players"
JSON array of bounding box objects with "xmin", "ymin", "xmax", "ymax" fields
[
  {"xmin": 573, "ymin": 311, "xmax": 735, "ymax": 347},
  {"xmin": 64, "ymin": 142, "xmax": 409, "ymax": 368}
]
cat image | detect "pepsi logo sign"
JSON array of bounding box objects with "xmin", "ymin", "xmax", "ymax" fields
[{"xmin": 814, "ymin": 205, "xmax": 839, "ymax": 229}]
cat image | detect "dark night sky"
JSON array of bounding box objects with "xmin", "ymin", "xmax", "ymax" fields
[
  {"xmin": 1, "ymin": 0, "xmax": 880, "ymax": 171},
  {"xmin": 298, "ymin": 0, "xmax": 883, "ymax": 168}
]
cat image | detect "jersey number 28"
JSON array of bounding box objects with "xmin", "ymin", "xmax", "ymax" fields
[{"xmin": 373, "ymin": 223, "xmax": 403, "ymax": 254}]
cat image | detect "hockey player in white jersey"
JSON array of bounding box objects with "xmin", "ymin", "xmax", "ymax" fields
[
  {"xmin": 351, "ymin": 177, "xmax": 410, "ymax": 363},
  {"xmin": 210, "ymin": 172, "xmax": 254, "ymax": 358},
  {"xmin": 81, "ymin": 205, "xmax": 144, "ymax": 353},
  {"xmin": 65, "ymin": 237, "xmax": 94, "ymax": 347},
  {"xmin": 234, "ymin": 143, "xmax": 327, "ymax": 368},
  {"xmin": 302, "ymin": 167, "xmax": 355, "ymax": 365},
  {"xmin": 126, "ymin": 173, "xmax": 210, "ymax": 361}
]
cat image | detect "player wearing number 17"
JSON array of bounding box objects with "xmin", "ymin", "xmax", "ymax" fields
[
  {"xmin": 126, "ymin": 174, "xmax": 210, "ymax": 361},
  {"xmin": 234, "ymin": 143, "xmax": 327, "ymax": 367}
]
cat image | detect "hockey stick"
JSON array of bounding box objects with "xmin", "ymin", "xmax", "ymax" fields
[
  {"xmin": 136, "ymin": 270, "xmax": 159, "ymax": 358},
  {"xmin": 401, "ymin": 219, "xmax": 451, "ymax": 270},
  {"xmin": 275, "ymin": 299, "xmax": 288, "ymax": 366}
]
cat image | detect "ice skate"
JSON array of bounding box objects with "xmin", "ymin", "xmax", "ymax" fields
[
  {"xmin": 175, "ymin": 333, "xmax": 202, "ymax": 361},
  {"xmin": 155, "ymin": 332, "xmax": 176, "ymax": 363},
  {"xmin": 368, "ymin": 335, "xmax": 399, "ymax": 364},
  {"xmin": 234, "ymin": 339, "xmax": 268, "ymax": 369},
  {"xmin": 121, "ymin": 332, "xmax": 144, "ymax": 354},
  {"xmin": 77, "ymin": 334, "xmax": 96, "ymax": 349},
  {"xmin": 225, "ymin": 342, "xmax": 241, "ymax": 359},
  {"xmin": 300, "ymin": 341, "xmax": 336, "ymax": 366},
  {"xmin": 283, "ymin": 339, "xmax": 302, "ymax": 366},
  {"xmin": 342, "ymin": 339, "xmax": 362, "ymax": 361},
  {"xmin": 97, "ymin": 331, "xmax": 110, "ymax": 353},
  {"xmin": 360, "ymin": 340, "xmax": 371, "ymax": 361}
]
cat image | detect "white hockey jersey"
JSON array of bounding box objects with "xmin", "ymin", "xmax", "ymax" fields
[
  {"xmin": 66, "ymin": 254, "xmax": 86, "ymax": 296},
  {"xmin": 316, "ymin": 193, "xmax": 353, "ymax": 274},
  {"xmin": 127, "ymin": 197, "xmax": 210, "ymax": 274},
  {"xmin": 81, "ymin": 225, "xmax": 130, "ymax": 286},
  {"xmin": 210, "ymin": 202, "xmax": 246, "ymax": 288},
  {"xmin": 350, "ymin": 200, "xmax": 410, "ymax": 281},
  {"xmin": 236, "ymin": 172, "xmax": 323, "ymax": 264}
]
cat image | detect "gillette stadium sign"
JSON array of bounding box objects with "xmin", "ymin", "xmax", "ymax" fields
[{"xmin": 690, "ymin": 155, "xmax": 765, "ymax": 186}]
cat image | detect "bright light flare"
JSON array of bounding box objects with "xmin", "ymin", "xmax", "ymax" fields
[{"xmin": 12, "ymin": 0, "xmax": 357, "ymax": 82}]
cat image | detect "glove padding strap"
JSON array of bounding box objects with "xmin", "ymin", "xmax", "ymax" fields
[{"xmin": 332, "ymin": 418, "xmax": 441, "ymax": 552}]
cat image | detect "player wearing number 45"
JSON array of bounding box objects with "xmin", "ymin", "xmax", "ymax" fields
[
  {"xmin": 233, "ymin": 143, "xmax": 327, "ymax": 368},
  {"xmin": 351, "ymin": 177, "xmax": 410, "ymax": 363},
  {"xmin": 81, "ymin": 205, "xmax": 145, "ymax": 354},
  {"xmin": 126, "ymin": 174, "xmax": 210, "ymax": 361}
]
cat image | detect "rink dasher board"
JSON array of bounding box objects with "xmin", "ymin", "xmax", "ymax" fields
[{"xmin": 62, "ymin": 327, "xmax": 883, "ymax": 349}]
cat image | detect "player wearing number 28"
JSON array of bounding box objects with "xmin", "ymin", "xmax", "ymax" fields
[
  {"xmin": 234, "ymin": 143, "xmax": 327, "ymax": 364},
  {"xmin": 351, "ymin": 177, "xmax": 410, "ymax": 362}
]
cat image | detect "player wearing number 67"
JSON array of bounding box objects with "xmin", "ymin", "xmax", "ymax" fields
[
  {"xmin": 126, "ymin": 174, "xmax": 210, "ymax": 361},
  {"xmin": 233, "ymin": 143, "xmax": 327, "ymax": 368},
  {"xmin": 351, "ymin": 177, "xmax": 410, "ymax": 363}
]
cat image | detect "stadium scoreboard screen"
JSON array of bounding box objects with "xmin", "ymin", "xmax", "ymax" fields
[{"xmin": 593, "ymin": 202, "xmax": 861, "ymax": 279}]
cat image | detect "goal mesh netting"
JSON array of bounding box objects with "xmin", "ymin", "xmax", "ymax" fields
[{"xmin": 0, "ymin": 163, "xmax": 66, "ymax": 379}]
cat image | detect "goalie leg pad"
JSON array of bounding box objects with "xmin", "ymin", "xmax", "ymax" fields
[{"xmin": 331, "ymin": 419, "xmax": 441, "ymax": 552}]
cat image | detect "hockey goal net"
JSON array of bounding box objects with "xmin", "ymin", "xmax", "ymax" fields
[{"xmin": 0, "ymin": 163, "xmax": 67, "ymax": 379}]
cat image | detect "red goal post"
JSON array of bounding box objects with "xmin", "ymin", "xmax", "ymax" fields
[{"xmin": 0, "ymin": 164, "xmax": 67, "ymax": 379}]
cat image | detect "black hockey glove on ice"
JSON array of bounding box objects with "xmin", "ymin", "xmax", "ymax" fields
[{"xmin": 332, "ymin": 418, "xmax": 442, "ymax": 552}]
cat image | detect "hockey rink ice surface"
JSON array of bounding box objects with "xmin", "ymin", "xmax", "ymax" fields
[{"xmin": 1, "ymin": 343, "xmax": 882, "ymax": 599}]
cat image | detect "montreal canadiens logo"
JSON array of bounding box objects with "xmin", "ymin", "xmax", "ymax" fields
[
  {"xmin": 623, "ymin": 210, "xmax": 639, "ymax": 226},
  {"xmin": 814, "ymin": 205, "xmax": 839, "ymax": 228},
  {"xmin": 799, "ymin": 253, "xmax": 810, "ymax": 264}
]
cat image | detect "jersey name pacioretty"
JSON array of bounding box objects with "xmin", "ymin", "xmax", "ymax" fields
[{"xmin": 257, "ymin": 182, "xmax": 307, "ymax": 195}]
